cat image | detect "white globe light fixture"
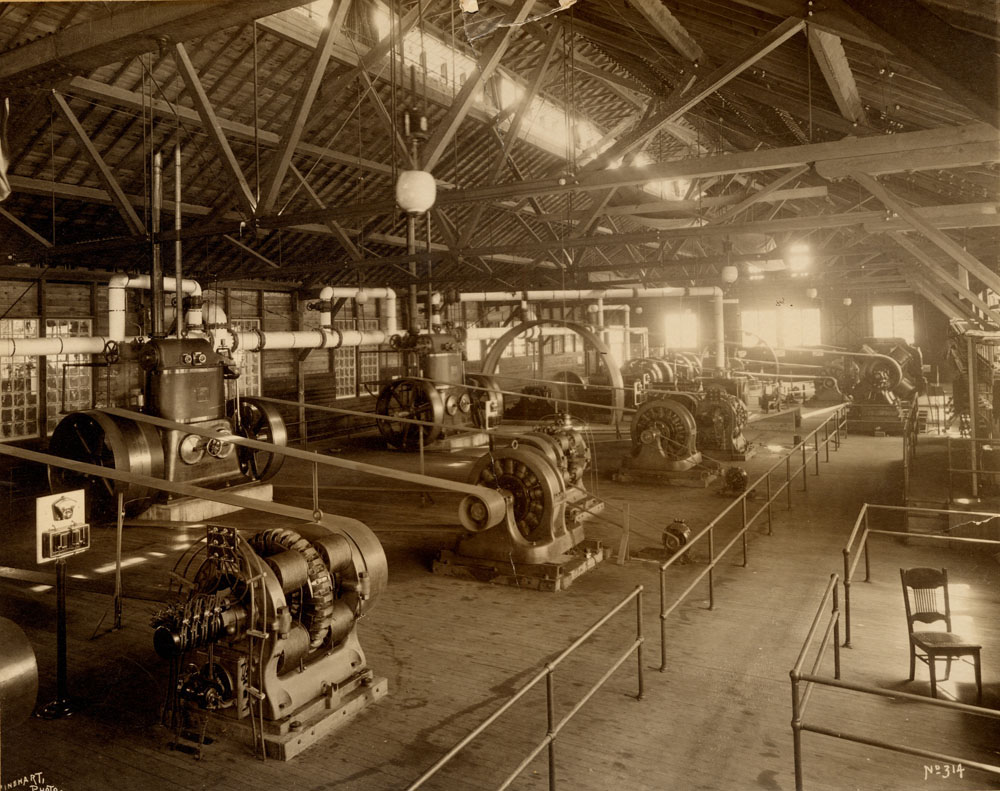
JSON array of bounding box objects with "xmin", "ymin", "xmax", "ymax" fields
[
  {"xmin": 396, "ymin": 170, "xmax": 437, "ymax": 214},
  {"xmin": 843, "ymin": 297, "xmax": 853, "ymax": 307},
  {"xmin": 806, "ymin": 287, "xmax": 818, "ymax": 299},
  {"xmin": 721, "ymin": 265, "xmax": 739, "ymax": 284}
]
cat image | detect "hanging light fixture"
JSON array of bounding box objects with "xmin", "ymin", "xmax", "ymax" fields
[
  {"xmin": 459, "ymin": 0, "xmax": 479, "ymax": 11},
  {"xmin": 721, "ymin": 265, "xmax": 739, "ymax": 284},
  {"xmin": 806, "ymin": 287, "xmax": 818, "ymax": 299},
  {"xmin": 842, "ymin": 297, "xmax": 853, "ymax": 306},
  {"xmin": 396, "ymin": 170, "xmax": 436, "ymax": 214}
]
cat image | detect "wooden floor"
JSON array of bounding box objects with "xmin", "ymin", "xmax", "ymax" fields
[{"xmin": 1, "ymin": 415, "xmax": 998, "ymax": 791}]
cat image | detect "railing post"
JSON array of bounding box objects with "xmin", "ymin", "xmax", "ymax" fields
[
  {"xmin": 862, "ymin": 510, "xmax": 871, "ymax": 583},
  {"xmin": 311, "ymin": 461, "xmax": 321, "ymax": 519},
  {"xmin": 814, "ymin": 432, "xmax": 820, "ymax": 475},
  {"xmin": 636, "ymin": 587, "xmax": 645, "ymax": 701},
  {"xmin": 546, "ymin": 671, "xmax": 557, "ymax": 791},
  {"xmin": 801, "ymin": 442, "xmax": 808, "ymax": 492},
  {"xmin": 741, "ymin": 497, "xmax": 748, "ymax": 567},
  {"xmin": 833, "ymin": 584, "xmax": 841, "ymax": 680},
  {"xmin": 786, "ymin": 456, "xmax": 793, "ymax": 509},
  {"xmin": 766, "ymin": 473, "xmax": 773, "ymax": 535},
  {"xmin": 824, "ymin": 420, "xmax": 830, "ymax": 463},
  {"xmin": 708, "ymin": 528, "xmax": 715, "ymax": 610},
  {"xmin": 790, "ymin": 672, "xmax": 804, "ymax": 791},
  {"xmin": 947, "ymin": 438, "xmax": 953, "ymax": 504},
  {"xmin": 659, "ymin": 566, "xmax": 668, "ymax": 673},
  {"xmin": 842, "ymin": 548, "xmax": 852, "ymax": 649}
]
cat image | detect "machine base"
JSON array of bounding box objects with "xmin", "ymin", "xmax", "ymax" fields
[
  {"xmin": 613, "ymin": 461, "xmax": 720, "ymax": 487},
  {"xmin": 211, "ymin": 672, "xmax": 388, "ymax": 761},
  {"xmin": 702, "ymin": 446, "xmax": 757, "ymax": 462},
  {"xmin": 846, "ymin": 405, "xmax": 904, "ymax": 435},
  {"xmin": 433, "ymin": 432, "xmax": 489, "ymax": 450},
  {"xmin": 137, "ymin": 483, "xmax": 273, "ymax": 522},
  {"xmin": 748, "ymin": 406, "xmax": 802, "ymax": 431},
  {"xmin": 432, "ymin": 539, "xmax": 604, "ymax": 591}
]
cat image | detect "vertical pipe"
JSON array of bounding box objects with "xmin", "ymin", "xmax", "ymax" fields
[
  {"xmin": 174, "ymin": 144, "xmax": 183, "ymax": 339},
  {"xmin": 714, "ymin": 290, "xmax": 725, "ymax": 370},
  {"xmin": 408, "ymin": 213, "xmax": 419, "ymax": 334},
  {"xmin": 151, "ymin": 152, "xmax": 165, "ymax": 337},
  {"xmin": 425, "ymin": 213, "xmax": 434, "ymax": 332}
]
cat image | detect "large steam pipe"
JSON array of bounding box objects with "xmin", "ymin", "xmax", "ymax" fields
[
  {"xmin": 317, "ymin": 287, "xmax": 397, "ymax": 337},
  {"xmin": 0, "ymin": 275, "xmax": 203, "ymax": 357},
  {"xmin": 457, "ymin": 287, "xmax": 725, "ymax": 369},
  {"xmin": 174, "ymin": 144, "xmax": 183, "ymax": 340}
]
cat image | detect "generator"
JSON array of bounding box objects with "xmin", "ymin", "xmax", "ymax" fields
[
  {"xmin": 434, "ymin": 414, "xmax": 604, "ymax": 590},
  {"xmin": 376, "ymin": 331, "xmax": 502, "ymax": 450},
  {"xmin": 48, "ymin": 337, "xmax": 286, "ymax": 518},
  {"xmin": 152, "ymin": 519, "xmax": 387, "ymax": 760},
  {"xmin": 614, "ymin": 397, "xmax": 720, "ymax": 486}
]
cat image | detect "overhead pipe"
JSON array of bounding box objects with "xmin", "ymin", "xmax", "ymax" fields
[
  {"xmin": 457, "ymin": 287, "xmax": 725, "ymax": 369},
  {"xmin": 150, "ymin": 152, "xmax": 165, "ymax": 338}
]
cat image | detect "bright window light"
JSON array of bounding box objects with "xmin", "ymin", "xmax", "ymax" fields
[
  {"xmin": 872, "ymin": 304, "xmax": 915, "ymax": 344},
  {"xmin": 785, "ymin": 242, "xmax": 811, "ymax": 273},
  {"xmin": 742, "ymin": 307, "xmax": 821, "ymax": 347},
  {"xmin": 663, "ymin": 310, "xmax": 699, "ymax": 349}
]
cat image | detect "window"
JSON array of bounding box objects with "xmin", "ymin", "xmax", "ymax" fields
[
  {"xmin": 0, "ymin": 319, "xmax": 39, "ymax": 440},
  {"xmin": 230, "ymin": 318, "xmax": 262, "ymax": 396},
  {"xmin": 663, "ymin": 310, "xmax": 699, "ymax": 349},
  {"xmin": 332, "ymin": 318, "xmax": 382, "ymax": 398},
  {"xmin": 45, "ymin": 318, "xmax": 93, "ymax": 433},
  {"xmin": 872, "ymin": 304, "xmax": 915, "ymax": 344},
  {"xmin": 742, "ymin": 307, "xmax": 821, "ymax": 348}
]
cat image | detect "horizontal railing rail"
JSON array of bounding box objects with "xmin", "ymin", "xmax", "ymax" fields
[
  {"xmin": 404, "ymin": 585, "xmax": 645, "ymax": 791},
  {"xmin": 659, "ymin": 405, "xmax": 848, "ymax": 670}
]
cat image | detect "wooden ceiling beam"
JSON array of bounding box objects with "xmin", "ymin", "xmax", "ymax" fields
[
  {"xmin": 627, "ymin": 0, "xmax": 704, "ymax": 63},
  {"xmin": 49, "ymin": 91, "xmax": 145, "ymax": 236},
  {"xmin": 258, "ymin": 0, "xmax": 350, "ymax": 216},
  {"xmin": 807, "ymin": 28, "xmax": 867, "ymax": 125},
  {"xmin": 67, "ymin": 76, "xmax": 393, "ymax": 178},
  {"xmin": 289, "ymin": 164, "xmax": 364, "ymax": 262},
  {"xmin": 852, "ymin": 170, "xmax": 1000, "ymax": 295},
  {"xmin": 890, "ymin": 230, "xmax": 1000, "ymax": 323},
  {"xmin": 423, "ymin": 0, "xmax": 537, "ymax": 172},
  {"xmin": 585, "ymin": 16, "xmax": 806, "ymax": 171},
  {"xmin": 173, "ymin": 42, "xmax": 257, "ymax": 219},
  {"xmin": 904, "ymin": 270, "xmax": 975, "ymax": 322},
  {"xmin": 0, "ymin": 207, "xmax": 52, "ymax": 247},
  {"xmin": 460, "ymin": 26, "xmax": 562, "ymax": 247},
  {"xmin": 828, "ymin": 0, "xmax": 998, "ymax": 127},
  {"xmin": 0, "ymin": 0, "xmax": 309, "ymax": 92}
]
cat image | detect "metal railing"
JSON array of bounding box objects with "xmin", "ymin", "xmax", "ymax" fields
[
  {"xmin": 840, "ymin": 502, "xmax": 1000, "ymax": 649},
  {"xmin": 791, "ymin": 568, "xmax": 1000, "ymax": 790},
  {"xmin": 789, "ymin": 573, "xmax": 841, "ymax": 790},
  {"xmin": 658, "ymin": 405, "xmax": 848, "ymax": 670},
  {"xmin": 946, "ymin": 435, "xmax": 1000, "ymax": 501},
  {"xmin": 405, "ymin": 585, "xmax": 645, "ymax": 791}
]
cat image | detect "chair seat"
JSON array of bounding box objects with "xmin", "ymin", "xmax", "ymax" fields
[{"xmin": 912, "ymin": 631, "xmax": 981, "ymax": 652}]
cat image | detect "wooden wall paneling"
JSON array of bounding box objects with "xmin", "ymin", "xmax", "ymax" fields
[{"xmin": 0, "ymin": 281, "xmax": 39, "ymax": 317}]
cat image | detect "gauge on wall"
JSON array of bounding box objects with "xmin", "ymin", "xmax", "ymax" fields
[
  {"xmin": 458, "ymin": 393, "xmax": 472, "ymax": 413},
  {"xmin": 445, "ymin": 394, "xmax": 459, "ymax": 416}
]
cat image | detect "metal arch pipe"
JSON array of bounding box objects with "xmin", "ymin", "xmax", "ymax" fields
[{"xmin": 478, "ymin": 319, "xmax": 626, "ymax": 424}]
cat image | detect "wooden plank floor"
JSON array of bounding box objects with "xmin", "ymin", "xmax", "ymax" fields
[{"xmin": 1, "ymin": 418, "xmax": 997, "ymax": 791}]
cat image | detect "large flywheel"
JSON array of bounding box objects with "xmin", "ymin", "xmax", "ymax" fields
[
  {"xmin": 375, "ymin": 378, "xmax": 445, "ymax": 450},
  {"xmin": 227, "ymin": 397, "xmax": 287, "ymax": 481},
  {"xmin": 48, "ymin": 410, "xmax": 164, "ymax": 517},
  {"xmin": 468, "ymin": 447, "xmax": 563, "ymax": 543},
  {"xmin": 631, "ymin": 398, "xmax": 697, "ymax": 460}
]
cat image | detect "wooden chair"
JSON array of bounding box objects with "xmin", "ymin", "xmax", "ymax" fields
[{"xmin": 900, "ymin": 567, "xmax": 982, "ymax": 704}]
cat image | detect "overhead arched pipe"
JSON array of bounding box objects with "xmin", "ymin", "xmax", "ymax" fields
[{"xmin": 477, "ymin": 319, "xmax": 625, "ymax": 424}]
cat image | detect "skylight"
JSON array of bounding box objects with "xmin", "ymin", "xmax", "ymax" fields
[{"xmin": 292, "ymin": 1, "xmax": 689, "ymax": 199}]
